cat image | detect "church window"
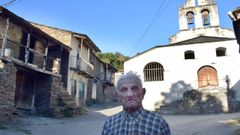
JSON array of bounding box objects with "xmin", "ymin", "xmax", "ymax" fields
[
  {"xmin": 201, "ymin": 9, "xmax": 210, "ymax": 26},
  {"xmin": 186, "ymin": 11, "xmax": 195, "ymax": 29},
  {"xmin": 216, "ymin": 47, "xmax": 226, "ymax": 57},
  {"xmin": 144, "ymin": 62, "xmax": 164, "ymax": 82},
  {"xmin": 184, "ymin": 50, "xmax": 195, "ymax": 59}
]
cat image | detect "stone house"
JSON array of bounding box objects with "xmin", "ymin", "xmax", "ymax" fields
[
  {"xmin": 88, "ymin": 54, "xmax": 118, "ymax": 104},
  {"xmin": 124, "ymin": 0, "xmax": 240, "ymax": 114},
  {"xmin": 0, "ymin": 7, "xmax": 84, "ymax": 122},
  {"xmin": 31, "ymin": 23, "xmax": 117, "ymax": 106}
]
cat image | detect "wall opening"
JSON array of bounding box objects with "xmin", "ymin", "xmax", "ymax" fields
[
  {"xmin": 186, "ymin": 11, "xmax": 195, "ymax": 29},
  {"xmin": 144, "ymin": 62, "xmax": 164, "ymax": 82},
  {"xmin": 184, "ymin": 50, "xmax": 195, "ymax": 59},
  {"xmin": 216, "ymin": 47, "xmax": 226, "ymax": 57},
  {"xmin": 201, "ymin": 9, "xmax": 211, "ymax": 27},
  {"xmin": 198, "ymin": 66, "xmax": 218, "ymax": 89}
]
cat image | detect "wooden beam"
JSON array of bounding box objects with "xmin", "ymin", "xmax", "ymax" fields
[
  {"xmin": 1, "ymin": 18, "xmax": 9, "ymax": 57},
  {"xmin": 43, "ymin": 41, "xmax": 49, "ymax": 70},
  {"xmin": 80, "ymin": 38, "xmax": 84, "ymax": 57},
  {"xmin": 24, "ymin": 33, "xmax": 31, "ymax": 64}
]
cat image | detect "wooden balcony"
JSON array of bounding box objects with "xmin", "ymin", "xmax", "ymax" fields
[
  {"xmin": 69, "ymin": 55, "xmax": 94, "ymax": 78},
  {"xmin": 0, "ymin": 39, "xmax": 61, "ymax": 75}
]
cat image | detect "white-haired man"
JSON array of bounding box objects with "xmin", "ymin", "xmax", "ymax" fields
[{"xmin": 102, "ymin": 71, "xmax": 171, "ymax": 135}]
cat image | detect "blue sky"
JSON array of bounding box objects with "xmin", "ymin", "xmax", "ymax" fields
[{"xmin": 3, "ymin": 0, "xmax": 240, "ymax": 56}]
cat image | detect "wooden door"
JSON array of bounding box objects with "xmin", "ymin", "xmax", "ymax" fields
[
  {"xmin": 14, "ymin": 70, "xmax": 35, "ymax": 110},
  {"xmin": 198, "ymin": 66, "xmax": 218, "ymax": 88},
  {"xmin": 79, "ymin": 81, "xmax": 85, "ymax": 106}
]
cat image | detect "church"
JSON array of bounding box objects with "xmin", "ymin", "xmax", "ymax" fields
[{"xmin": 124, "ymin": 0, "xmax": 240, "ymax": 113}]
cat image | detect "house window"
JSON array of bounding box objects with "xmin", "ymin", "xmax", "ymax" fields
[
  {"xmin": 144, "ymin": 62, "xmax": 164, "ymax": 82},
  {"xmin": 71, "ymin": 79, "xmax": 77, "ymax": 98},
  {"xmin": 201, "ymin": 9, "xmax": 210, "ymax": 26},
  {"xmin": 186, "ymin": 11, "xmax": 195, "ymax": 29},
  {"xmin": 216, "ymin": 47, "xmax": 226, "ymax": 57},
  {"xmin": 184, "ymin": 50, "xmax": 195, "ymax": 59}
]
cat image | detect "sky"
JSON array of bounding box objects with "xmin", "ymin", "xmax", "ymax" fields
[{"xmin": 2, "ymin": 0, "xmax": 240, "ymax": 57}]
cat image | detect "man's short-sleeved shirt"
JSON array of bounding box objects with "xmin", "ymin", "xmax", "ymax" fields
[{"xmin": 101, "ymin": 107, "xmax": 171, "ymax": 135}]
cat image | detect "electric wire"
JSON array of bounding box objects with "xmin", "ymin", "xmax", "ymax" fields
[
  {"xmin": 131, "ymin": 0, "xmax": 174, "ymax": 54},
  {"xmin": 1, "ymin": 0, "xmax": 18, "ymax": 7}
]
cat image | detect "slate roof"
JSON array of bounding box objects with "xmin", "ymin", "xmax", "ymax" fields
[
  {"xmin": 127, "ymin": 36, "xmax": 236, "ymax": 61},
  {"xmin": 0, "ymin": 7, "xmax": 71, "ymax": 51}
]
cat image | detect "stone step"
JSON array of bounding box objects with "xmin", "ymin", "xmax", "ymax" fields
[
  {"xmin": 12, "ymin": 108, "xmax": 32, "ymax": 116},
  {"xmin": 158, "ymin": 106, "xmax": 178, "ymax": 115}
]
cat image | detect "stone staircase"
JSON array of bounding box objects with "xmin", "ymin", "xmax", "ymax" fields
[{"xmin": 49, "ymin": 77, "xmax": 87, "ymax": 118}]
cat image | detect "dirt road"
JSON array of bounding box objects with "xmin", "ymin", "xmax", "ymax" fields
[{"xmin": 0, "ymin": 102, "xmax": 239, "ymax": 135}]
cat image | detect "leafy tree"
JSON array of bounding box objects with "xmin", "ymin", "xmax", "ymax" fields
[{"xmin": 96, "ymin": 52, "xmax": 129, "ymax": 71}]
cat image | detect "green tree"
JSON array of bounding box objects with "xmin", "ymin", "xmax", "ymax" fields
[{"xmin": 96, "ymin": 52, "xmax": 129, "ymax": 71}]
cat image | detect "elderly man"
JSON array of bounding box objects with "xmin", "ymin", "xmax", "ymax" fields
[{"xmin": 101, "ymin": 71, "xmax": 171, "ymax": 135}]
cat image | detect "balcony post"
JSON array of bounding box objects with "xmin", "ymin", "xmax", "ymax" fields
[
  {"xmin": 24, "ymin": 33, "xmax": 31, "ymax": 64},
  {"xmin": 43, "ymin": 41, "xmax": 48, "ymax": 70},
  {"xmin": 1, "ymin": 18, "xmax": 9, "ymax": 57}
]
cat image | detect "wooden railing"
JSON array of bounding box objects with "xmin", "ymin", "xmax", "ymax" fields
[
  {"xmin": 0, "ymin": 39, "xmax": 61, "ymax": 74},
  {"xmin": 69, "ymin": 55, "xmax": 94, "ymax": 74}
]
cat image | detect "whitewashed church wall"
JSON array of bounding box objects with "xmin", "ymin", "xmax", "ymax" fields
[{"xmin": 125, "ymin": 40, "xmax": 240, "ymax": 110}]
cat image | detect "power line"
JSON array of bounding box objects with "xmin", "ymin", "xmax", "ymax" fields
[
  {"xmin": 1, "ymin": 0, "xmax": 18, "ymax": 7},
  {"xmin": 131, "ymin": 0, "xmax": 173, "ymax": 54}
]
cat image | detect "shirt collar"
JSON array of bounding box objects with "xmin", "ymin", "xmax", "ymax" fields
[{"xmin": 122, "ymin": 107, "xmax": 144, "ymax": 121}]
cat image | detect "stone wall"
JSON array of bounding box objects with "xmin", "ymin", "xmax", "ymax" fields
[
  {"xmin": 0, "ymin": 60, "xmax": 84, "ymax": 123},
  {"xmin": 49, "ymin": 76, "xmax": 85, "ymax": 118},
  {"xmin": 0, "ymin": 61, "xmax": 16, "ymax": 123},
  {"xmin": 104, "ymin": 86, "xmax": 117, "ymax": 102},
  {"xmin": 158, "ymin": 90, "xmax": 231, "ymax": 114},
  {"xmin": 35, "ymin": 74, "xmax": 85, "ymax": 118}
]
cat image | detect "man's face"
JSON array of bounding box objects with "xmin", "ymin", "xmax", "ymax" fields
[{"xmin": 117, "ymin": 78, "xmax": 145, "ymax": 111}]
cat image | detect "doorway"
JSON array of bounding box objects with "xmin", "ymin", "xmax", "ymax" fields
[
  {"xmin": 14, "ymin": 69, "xmax": 36, "ymax": 110},
  {"xmin": 198, "ymin": 66, "xmax": 218, "ymax": 88}
]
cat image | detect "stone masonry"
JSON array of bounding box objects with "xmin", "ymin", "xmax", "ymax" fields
[
  {"xmin": 0, "ymin": 61, "xmax": 16, "ymax": 123},
  {"xmin": 0, "ymin": 60, "xmax": 85, "ymax": 123}
]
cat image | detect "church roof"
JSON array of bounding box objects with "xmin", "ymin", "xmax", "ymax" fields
[
  {"xmin": 127, "ymin": 36, "xmax": 236, "ymax": 61},
  {"xmin": 168, "ymin": 36, "xmax": 236, "ymax": 46}
]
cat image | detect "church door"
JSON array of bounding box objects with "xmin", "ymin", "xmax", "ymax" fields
[{"xmin": 198, "ymin": 66, "xmax": 218, "ymax": 88}]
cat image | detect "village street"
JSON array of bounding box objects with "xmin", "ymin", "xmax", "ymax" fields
[{"xmin": 0, "ymin": 101, "xmax": 240, "ymax": 135}]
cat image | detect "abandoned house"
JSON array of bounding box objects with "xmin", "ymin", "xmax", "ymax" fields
[
  {"xmin": 0, "ymin": 7, "xmax": 86, "ymax": 122},
  {"xmin": 124, "ymin": 0, "xmax": 240, "ymax": 114},
  {"xmin": 88, "ymin": 56, "xmax": 118, "ymax": 104},
  {"xmin": 31, "ymin": 23, "xmax": 117, "ymax": 106}
]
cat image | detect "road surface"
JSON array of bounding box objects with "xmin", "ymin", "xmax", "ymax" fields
[{"xmin": 0, "ymin": 102, "xmax": 239, "ymax": 135}]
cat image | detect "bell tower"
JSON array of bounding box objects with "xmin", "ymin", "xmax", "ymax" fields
[
  {"xmin": 178, "ymin": 0, "xmax": 220, "ymax": 31},
  {"xmin": 170, "ymin": 0, "xmax": 235, "ymax": 43}
]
